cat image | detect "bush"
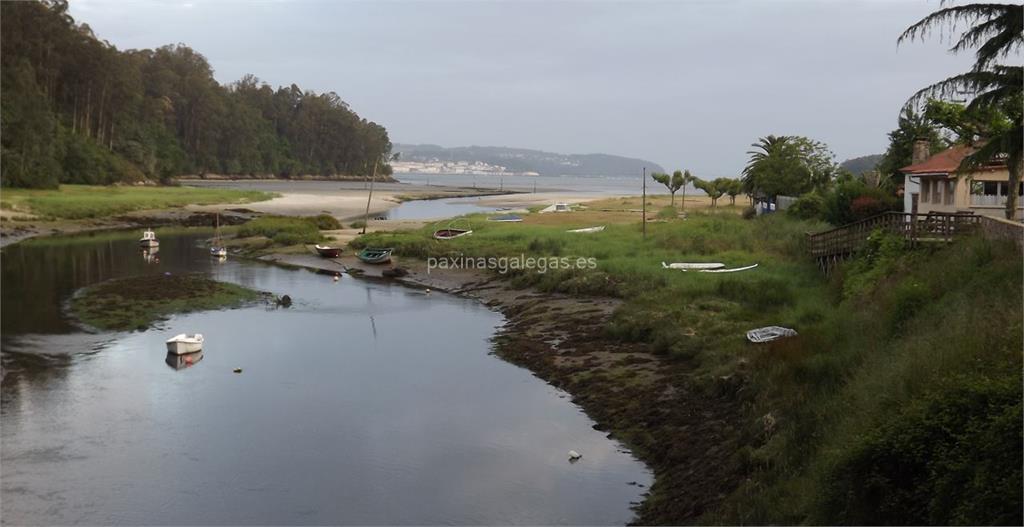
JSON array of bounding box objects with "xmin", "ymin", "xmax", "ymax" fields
[
  {"xmin": 311, "ymin": 213, "xmax": 342, "ymax": 230},
  {"xmin": 657, "ymin": 205, "xmax": 679, "ymax": 219},
  {"xmin": 787, "ymin": 192, "xmax": 825, "ymax": 220},
  {"xmin": 823, "ymin": 180, "xmax": 898, "ymax": 225},
  {"xmin": 742, "ymin": 206, "xmax": 757, "ymax": 220}
]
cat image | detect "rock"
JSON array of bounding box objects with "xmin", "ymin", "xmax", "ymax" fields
[
  {"xmin": 382, "ymin": 267, "xmax": 409, "ymax": 278},
  {"xmin": 276, "ymin": 295, "xmax": 292, "ymax": 307},
  {"xmin": 233, "ymin": 368, "xmax": 243, "ymax": 374}
]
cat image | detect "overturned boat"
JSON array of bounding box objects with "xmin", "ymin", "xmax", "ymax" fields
[
  {"xmin": 661, "ymin": 262, "xmax": 725, "ymax": 270},
  {"xmin": 567, "ymin": 226, "xmax": 605, "ymax": 233},
  {"xmin": 166, "ymin": 333, "xmax": 204, "ymax": 355},
  {"xmin": 747, "ymin": 326, "xmax": 797, "ymax": 343}
]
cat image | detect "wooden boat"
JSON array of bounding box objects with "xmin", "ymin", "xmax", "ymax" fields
[
  {"xmin": 210, "ymin": 214, "xmax": 227, "ymax": 258},
  {"xmin": 166, "ymin": 333, "xmax": 203, "ymax": 355},
  {"xmin": 487, "ymin": 214, "xmax": 523, "ymax": 222},
  {"xmin": 433, "ymin": 228, "xmax": 473, "ymax": 240},
  {"xmin": 357, "ymin": 247, "xmax": 392, "ymax": 264},
  {"xmin": 314, "ymin": 244, "xmax": 342, "ymax": 258},
  {"xmin": 567, "ymin": 225, "xmax": 605, "ymax": 234},
  {"xmin": 139, "ymin": 229, "xmax": 159, "ymax": 248},
  {"xmin": 661, "ymin": 262, "xmax": 725, "ymax": 270},
  {"xmin": 746, "ymin": 326, "xmax": 797, "ymax": 343}
]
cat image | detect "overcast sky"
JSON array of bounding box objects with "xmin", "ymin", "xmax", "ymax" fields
[{"xmin": 70, "ymin": 0, "xmax": 982, "ymax": 176}]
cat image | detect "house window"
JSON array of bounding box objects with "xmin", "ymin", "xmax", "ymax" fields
[
  {"xmin": 982, "ymin": 181, "xmax": 999, "ymax": 196},
  {"xmin": 945, "ymin": 180, "xmax": 954, "ymax": 205},
  {"xmin": 922, "ymin": 180, "xmax": 931, "ymax": 202}
]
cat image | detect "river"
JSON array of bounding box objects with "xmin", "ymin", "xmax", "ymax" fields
[{"xmin": 0, "ymin": 227, "xmax": 651, "ymax": 524}]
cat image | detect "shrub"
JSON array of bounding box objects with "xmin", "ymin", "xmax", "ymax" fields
[
  {"xmin": 657, "ymin": 205, "xmax": 678, "ymax": 219},
  {"xmin": 787, "ymin": 192, "xmax": 825, "ymax": 220},
  {"xmin": 742, "ymin": 206, "xmax": 757, "ymax": 220},
  {"xmin": 823, "ymin": 180, "xmax": 898, "ymax": 225},
  {"xmin": 311, "ymin": 213, "xmax": 342, "ymax": 230}
]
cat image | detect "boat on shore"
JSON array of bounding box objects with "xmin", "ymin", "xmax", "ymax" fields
[
  {"xmin": 433, "ymin": 228, "xmax": 473, "ymax": 240},
  {"xmin": 314, "ymin": 244, "xmax": 343, "ymax": 258},
  {"xmin": 662, "ymin": 262, "xmax": 725, "ymax": 270},
  {"xmin": 357, "ymin": 247, "xmax": 392, "ymax": 264},
  {"xmin": 166, "ymin": 333, "xmax": 203, "ymax": 355},
  {"xmin": 488, "ymin": 214, "xmax": 523, "ymax": 222},
  {"xmin": 139, "ymin": 229, "xmax": 159, "ymax": 248},
  {"xmin": 567, "ymin": 225, "xmax": 605, "ymax": 233}
]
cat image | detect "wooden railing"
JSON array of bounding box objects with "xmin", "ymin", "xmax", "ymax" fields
[{"xmin": 805, "ymin": 212, "xmax": 1014, "ymax": 273}]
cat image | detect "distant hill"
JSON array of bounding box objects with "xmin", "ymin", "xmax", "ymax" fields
[
  {"xmin": 840, "ymin": 154, "xmax": 884, "ymax": 176},
  {"xmin": 393, "ymin": 144, "xmax": 665, "ymax": 177}
]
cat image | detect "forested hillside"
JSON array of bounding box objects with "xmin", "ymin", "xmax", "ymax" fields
[{"xmin": 1, "ymin": 0, "xmax": 392, "ymax": 188}]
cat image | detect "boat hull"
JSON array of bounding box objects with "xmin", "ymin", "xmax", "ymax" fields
[
  {"xmin": 166, "ymin": 333, "xmax": 204, "ymax": 355},
  {"xmin": 315, "ymin": 245, "xmax": 342, "ymax": 258},
  {"xmin": 433, "ymin": 229, "xmax": 472, "ymax": 240},
  {"xmin": 139, "ymin": 240, "xmax": 159, "ymax": 248},
  {"xmin": 357, "ymin": 248, "xmax": 392, "ymax": 265}
]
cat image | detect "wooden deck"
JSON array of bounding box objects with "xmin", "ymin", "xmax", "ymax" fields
[{"xmin": 807, "ymin": 212, "xmax": 1022, "ymax": 273}]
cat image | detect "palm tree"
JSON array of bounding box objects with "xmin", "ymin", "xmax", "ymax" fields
[{"xmin": 899, "ymin": 3, "xmax": 1023, "ymax": 219}]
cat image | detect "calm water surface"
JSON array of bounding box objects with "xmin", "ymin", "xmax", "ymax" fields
[{"xmin": 1, "ymin": 230, "xmax": 650, "ymax": 525}]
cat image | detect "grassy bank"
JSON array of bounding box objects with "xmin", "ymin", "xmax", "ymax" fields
[
  {"xmin": 0, "ymin": 184, "xmax": 274, "ymax": 219},
  {"xmin": 355, "ymin": 206, "xmax": 1022, "ymax": 524},
  {"xmin": 70, "ymin": 273, "xmax": 262, "ymax": 331}
]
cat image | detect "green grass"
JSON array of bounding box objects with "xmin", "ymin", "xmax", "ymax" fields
[
  {"xmin": 356, "ymin": 210, "xmax": 1023, "ymax": 525},
  {"xmin": 70, "ymin": 273, "xmax": 262, "ymax": 331},
  {"xmin": 0, "ymin": 184, "xmax": 274, "ymax": 219},
  {"xmin": 236, "ymin": 215, "xmax": 326, "ymax": 245}
]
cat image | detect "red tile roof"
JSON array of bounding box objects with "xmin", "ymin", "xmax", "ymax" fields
[{"xmin": 900, "ymin": 145, "xmax": 1005, "ymax": 175}]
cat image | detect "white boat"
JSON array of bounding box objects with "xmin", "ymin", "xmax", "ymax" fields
[
  {"xmin": 166, "ymin": 333, "xmax": 203, "ymax": 355},
  {"xmin": 139, "ymin": 229, "xmax": 159, "ymax": 248},
  {"xmin": 540, "ymin": 202, "xmax": 572, "ymax": 213},
  {"xmin": 746, "ymin": 326, "xmax": 797, "ymax": 343},
  {"xmin": 210, "ymin": 214, "xmax": 227, "ymax": 258},
  {"xmin": 700, "ymin": 263, "xmax": 759, "ymax": 273},
  {"xmin": 662, "ymin": 262, "xmax": 725, "ymax": 270},
  {"xmin": 567, "ymin": 225, "xmax": 605, "ymax": 233}
]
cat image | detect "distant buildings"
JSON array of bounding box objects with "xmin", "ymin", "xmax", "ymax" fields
[{"xmin": 391, "ymin": 159, "xmax": 539, "ymax": 176}]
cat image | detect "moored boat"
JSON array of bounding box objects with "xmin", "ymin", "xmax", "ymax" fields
[
  {"xmin": 314, "ymin": 244, "xmax": 343, "ymax": 258},
  {"xmin": 166, "ymin": 333, "xmax": 203, "ymax": 355},
  {"xmin": 357, "ymin": 247, "xmax": 392, "ymax": 264},
  {"xmin": 210, "ymin": 214, "xmax": 227, "ymax": 258},
  {"xmin": 139, "ymin": 229, "xmax": 159, "ymax": 248},
  {"xmin": 433, "ymin": 228, "xmax": 473, "ymax": 240}
]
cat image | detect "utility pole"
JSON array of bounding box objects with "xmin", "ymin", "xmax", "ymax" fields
[{"xmin": 642, "ymin": 167, "xmax": 647, "ymax": 240}]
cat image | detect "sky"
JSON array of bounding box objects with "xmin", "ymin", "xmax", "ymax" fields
[{"xmin": 69, "ymin": 0, "xmax": 984, "ymax": 177}]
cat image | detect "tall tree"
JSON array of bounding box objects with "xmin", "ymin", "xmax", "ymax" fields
[
  {"xmin": 899, "ymin": 2, "xmax": 1023, "ymax": 219},
  {"xmin": 742, "ymin": 135, "xmax": 837, "ymax": 201}
]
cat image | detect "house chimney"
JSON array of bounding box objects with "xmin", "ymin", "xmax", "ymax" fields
[{"xmin": 912, "ymin": 138, "xmax": 930, "ymax": 165}]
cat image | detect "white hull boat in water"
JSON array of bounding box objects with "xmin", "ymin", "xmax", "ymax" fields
[
  {"xmin": 139, "ymin": 229, "xmax": 159, "ymax": 248},
  {"xmin": 166, "ymin": 333, "xmax": 204, "ymax": 355}
]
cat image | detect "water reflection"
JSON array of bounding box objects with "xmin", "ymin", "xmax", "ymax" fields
[
  {"xmin": 141, "ymin": 246, "xmax": 160, "ymax": 264},
  {"xmin": 165, "ymin": 350, "xmax": 204, "ymax": 370}
]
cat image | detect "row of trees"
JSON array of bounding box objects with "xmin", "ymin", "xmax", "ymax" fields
[
  {"xmin": 650, "ymin": 170, "xmax": 744, "ymax": 208},
  {"xmin": 1, "ymin": 0, "xmax": 393, "ymax": 188}
]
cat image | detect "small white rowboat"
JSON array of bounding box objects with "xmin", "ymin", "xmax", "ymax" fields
[
  {"xmin": 166, "ymin": 333, "xmax": 204, "ymax": 355},
  {"xmin": 662, "ymin": 262, "xmax": 725, "ymax": 270},
  {"xmin": 567, "ymin": 226, "xmax": 605, "ymax": 233},
  {"xmin": 746, "ymin": 326, "xmax": 797, "ymax": 343},
  {"xmin": 699, "ymin": 263, "xmax": 758, "ymax": 273}
]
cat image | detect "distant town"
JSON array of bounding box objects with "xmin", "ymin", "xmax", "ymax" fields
[{"xmin": 391, "ymin": 160, "xmax": 540, "ymax": 176}]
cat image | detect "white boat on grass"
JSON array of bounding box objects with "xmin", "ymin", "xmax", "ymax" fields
[
  {"xmin": 166, "ymin": 333, "xmax": 203, "ymax": 355},
  {"xmin": 662, "ymin": 262, "xmax": 724, "ymax": 270},
  {"xmin": 746, "ymin": 326, "xmax": 797, "ymax": 343},
  {"xmin": 567, "ymin": 225, "xmax": 605, "ymax": 233}
]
